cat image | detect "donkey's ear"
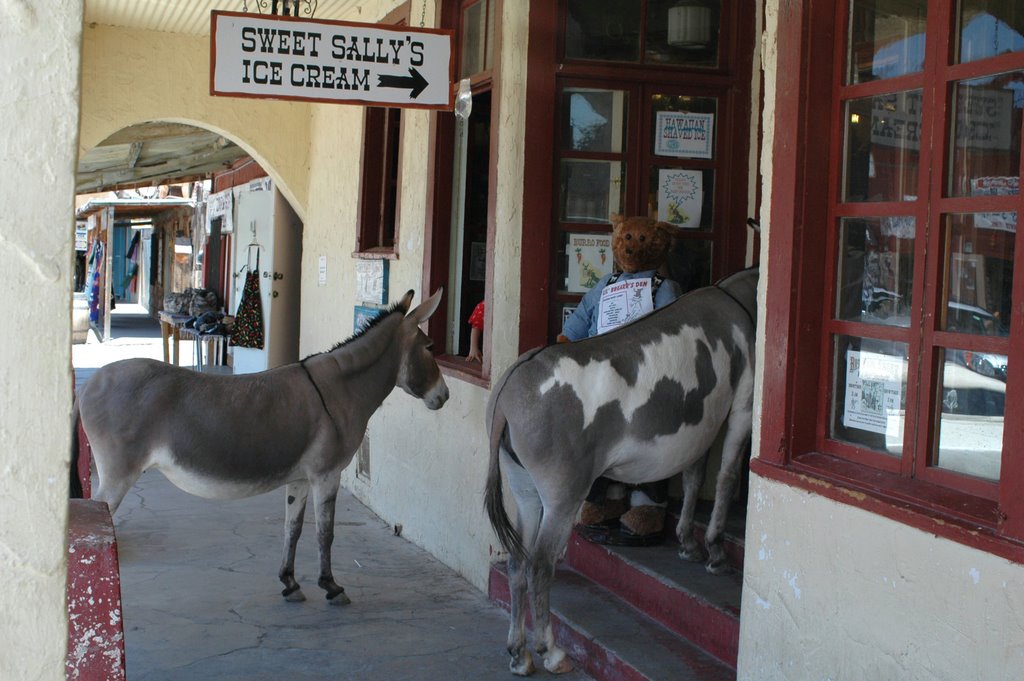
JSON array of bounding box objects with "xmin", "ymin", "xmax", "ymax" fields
[
  {"xmin": 408, "ymin": 288, "xmax": 444, "ymax": 324},
  {"xmin": 398, "ymin": 290, "xmax": 415, "ymax": 313}
]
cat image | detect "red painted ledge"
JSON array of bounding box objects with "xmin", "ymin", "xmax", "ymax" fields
[{"xmin": 66, "ymin": 499, "xmax": 125, "ymax": 681}]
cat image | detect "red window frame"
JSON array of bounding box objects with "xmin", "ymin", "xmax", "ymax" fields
[
  {"xmin": 355, "ymin": 5, "xmax": 407, "ymax": 257},
  {"xmin": 757, "ymin": 0, "xmax": 1024, "ymax": 561}
]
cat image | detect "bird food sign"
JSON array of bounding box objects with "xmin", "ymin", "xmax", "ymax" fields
[{"xmin": 211, "ymin": 11, "xmax": 454, "ymax": 110}]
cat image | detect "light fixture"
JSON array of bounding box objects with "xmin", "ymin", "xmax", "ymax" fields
[
  {"xmin": 667, "ymin": 0, "xmax": 713, "ymax": 49},
  {"xmin": 242, "ymin": 1, "xmax": 318, "ymax": 17}
]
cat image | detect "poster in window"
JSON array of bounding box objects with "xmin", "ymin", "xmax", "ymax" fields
[
  {"xmin": 658, "ymin": 169, "xmax": 703, "ymax": 228},
  {"xmin": 971, "ymin": 176, "xmax": 1018, "ymax": 233},
  {"xmin": 842, "ymin": 349, "xmax": 904, "ymax": 436},
  {"xmin": 654, "ymin": 111, "xmax": 714, "ymax": 159},
  {"xmin": 566, "ymin": 233, "xmax": 613, "ymax": 293}
]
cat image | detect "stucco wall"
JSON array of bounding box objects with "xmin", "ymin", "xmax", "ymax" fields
[
  {"xmin": 0, "ymin": 1, "xmax": 82, "ymax": 678},
  {"xmin": 300, "ymin": 0, "xmax": 529, "ymax": 591},
  {"xmin": 80, "ymin": 23, "xmax": 312, "ymax": 219},
  {"xmin": 738, "ymin": 3, "xmax": 1024, "ymax": 679}
]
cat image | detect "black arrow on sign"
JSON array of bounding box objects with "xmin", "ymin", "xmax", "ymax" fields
[{"xmin": 377, "ymin": 68, "xmax": 429, "ymax": 99}]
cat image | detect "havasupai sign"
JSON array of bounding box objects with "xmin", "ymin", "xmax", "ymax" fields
[{"xmin": 210, "ymin": 11, "xmax": 454, "ymax": 110}]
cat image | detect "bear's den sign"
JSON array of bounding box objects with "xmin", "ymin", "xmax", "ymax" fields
[{"xmin": 211, "ymin": 11, "xmax": 453, "ymax": 110}]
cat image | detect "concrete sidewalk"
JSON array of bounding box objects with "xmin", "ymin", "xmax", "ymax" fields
[{"xmin": 73, "ymin": 304, "xmax": 594, "ymax": 681}]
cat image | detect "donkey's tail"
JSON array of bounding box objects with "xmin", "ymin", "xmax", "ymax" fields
[
  {"xmin": 69, "ymin": 398, "xmax": 83, "ymax": 499},
  {"xmin": 484, "ymin": 370, "xmax": 527, "ymax": 562}
]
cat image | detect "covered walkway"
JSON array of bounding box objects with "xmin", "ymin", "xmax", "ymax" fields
[{"xmin": 72, "ymin": 305, "xmax": 592, "ymax": 680}]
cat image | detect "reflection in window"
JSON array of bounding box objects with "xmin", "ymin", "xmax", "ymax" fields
[
  {"xmin": 941, "ymin": 213, "xmax": 1015, "ymax": 337},
  {"xmin": 836, "ymin": 217, "xmax": 915, "ymax": 326},
  {"xmin": 562, "ymin": 89, "xmax": 627, "ymax": 153},
  {"xmin": 646, "ymin": 0, "xmax": 720, "ymax": 67},
  {"xmin": 830, "ymin": 335, "xmax": 908, "ymax": 454},
  {"xmin": 843, "ymin": 90, "xmax": 922, "ymax": 202},
  {"xmin": 565, "ymin": 0, "xmax": 642, "ymax": 62},
  {"xmin": 934, "ymin": 349, "xmax": 1005, "ymax": 481},
  {"xmin": 948, "ymin": 72, "xmax": 1023, "ymax": 198},
  {"xmin": 846, "ymin": 0, "xmax": 927, "ymax": 84},
  {"xmin": 559, "ymin": 160, "xmax": 624, "ymax": 223},
  {"xmin": 460, "ymin": 0, "xmax": 494, "ymax": 78},
  {"xmin": 957, "ymin": 1, "xmax": 1024, "ymax": 64}
]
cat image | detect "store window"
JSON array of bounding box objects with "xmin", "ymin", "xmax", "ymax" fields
[
  {"xmin": 356, "ymin": 5, "xmax": 408, "ymax": 255},
  {"xmin": 762, "ymin": 0, "xmax": 1024, "ymax": 551},
  {"xmin": 425, "ymin": 0, "xmax": 496, "ymax": 377},
  {"xmin": 548, "ymin": 0, "xmax": 752, "ymax": 340}
]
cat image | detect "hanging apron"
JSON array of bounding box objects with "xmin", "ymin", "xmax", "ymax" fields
[{"xmin": 230, "ymin": 251, "xmax": 265, "ymax": 349}]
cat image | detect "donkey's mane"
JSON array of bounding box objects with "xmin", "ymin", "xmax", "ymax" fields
[{"xmin": 302, "ymin": 299, "xmax": 408, "ymax": 361}]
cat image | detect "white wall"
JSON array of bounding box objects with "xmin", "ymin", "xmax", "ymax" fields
[
  {"xmin": 738, "ymin": 3, "xmax": 1024, "ymax": 679},
  {"xmin": 299, "ymin": 0, "xmax": 531, "ymax": 590},
  {"xmin": 0, "ymin": 1, "xmax": 82, "ymax": 678}
]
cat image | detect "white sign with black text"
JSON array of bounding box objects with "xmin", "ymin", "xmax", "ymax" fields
[{"xmin": 211, "ymin": 11, "xmax": 454, "ymax": 110}]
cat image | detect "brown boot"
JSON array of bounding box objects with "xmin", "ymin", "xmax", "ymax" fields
[
  {"xmin": 619, "ymin": 505, "xmax": 665, "ymax": 538},
  {"xmin": 579, "ymin": 498, "xmax": 628, "ymax": 527}
]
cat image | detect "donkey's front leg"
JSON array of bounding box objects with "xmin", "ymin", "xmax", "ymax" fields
[
  {"xmin": 311, "ymin": 473, "xmax": 351, "ymax": 605},
  {"xmin": 279, "ymin": 482, "xmax": 309, "ymax": 602},
  {"xmin": 704, "ymin": 422, "xmax": 751, "ymax": 575}
]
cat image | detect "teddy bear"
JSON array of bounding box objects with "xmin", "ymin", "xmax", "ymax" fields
[{"xmin": 559, "ymin": 213, "xmax": 684, "ymax": 544}]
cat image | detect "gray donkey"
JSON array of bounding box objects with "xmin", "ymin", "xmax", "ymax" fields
[
  {"xmin": 484, "ymin": 268, "xmax": 757, "ymax": 675},
  {"xmin": 73, "ymin": 289, "xmax": 448, "ymax": 604}
]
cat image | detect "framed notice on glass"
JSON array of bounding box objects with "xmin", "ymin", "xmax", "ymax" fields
[
  {"xmin": 658, "ymin": 169, "xmax": 703, "ymax": 228},
  {"xmin": 566, "ymin": 233, "xmax": 613, "ymax": 293},
  {"xmin": 654, "ymin": 111, "xmax": 714, "ymax": 159}
]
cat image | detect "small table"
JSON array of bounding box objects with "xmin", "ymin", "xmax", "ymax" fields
[
  {"xmin": 157, "ymin": 311, "xmax": 190, "ymax": 365},
  {"xmin": 178, "ymin": 328, "xmax": 229, "ymax": 372}
]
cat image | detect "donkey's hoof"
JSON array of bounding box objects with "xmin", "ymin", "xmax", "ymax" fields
[
  {"xmin": 543, "ymin": 648, "xmax": 574, "ymax": 674},
  {"xmin": 327, "ymin": 591, "xmax": 352, "ymax": 606},
  {"xmin": 678, "ymin": 543, "xmax": 706, "ymax": 563},
  {"xmin": 705, "ymin": 558, "xmax": 731, "ymax": 575},
  {"xmin": 282, "ymin": 585, "xmax": 306, "ymax": 602},
  {"xmin": 509, "ymin": 651, "xmax": 535, "ymax": 676}
]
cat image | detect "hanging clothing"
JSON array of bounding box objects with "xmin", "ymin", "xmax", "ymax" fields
[{"xmin": 230, "ymin": 252, "xmax": 265, "ymax": 349}]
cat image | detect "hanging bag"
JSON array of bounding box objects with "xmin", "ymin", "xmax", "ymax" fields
[{"xmin": 230, "ymin": 249, "xmax": 265, "ymax": 349}]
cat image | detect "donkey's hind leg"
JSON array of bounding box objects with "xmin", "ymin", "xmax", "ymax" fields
[
  {"xmin": 279, "ymin": 482, "xmax": 309, "ymax": 602},
  {"xmin": 310, "ymin": 473, "xmax": 351, "ymax": 606},
  {"xmin": 502, "ymin": 453, "xmax": 543, "ymax": 676},
  {"xmin": 91, "ymin": 445, "xmax": 144, "ymax": 514},
  {"xmin": 527, "ymin": 499, "xmax": 579, "ymax": 675},
  {"xmin": 676, "ymin": 452, "xmax": 709, "ymax": 563}
]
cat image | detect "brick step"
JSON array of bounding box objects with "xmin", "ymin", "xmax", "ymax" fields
[
  {"xmin": 489, "ymin": 561, "xmax": 735, "ymax": 681},
  {"xmin": 564, "ymin": 530, "xmax": 742, "ymax": 668}
]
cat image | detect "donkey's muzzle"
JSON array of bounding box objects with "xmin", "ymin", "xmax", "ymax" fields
[{"xmin": 423, "ymin": 379, "xmax": 449, "ymax": 410}]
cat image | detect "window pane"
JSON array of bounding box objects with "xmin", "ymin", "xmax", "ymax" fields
[
  {"xmin": 565, "ymin": 0, "xmax": 641, "ymax": 62},
  {"xmin": 560, "ymin": 160, "xmax": 625, "ymax": 223},
  {"xmin": 846, "ymin": 0, "xmax": 928, "ymax": 84},
  {"xmin": 665, "ymin": 237, "xmax": 712, "ymax": 293},
  {"xmin": 934, "ymin": 348, "xmax": 1005, "ymax": 481},
  {"xmin": 460, "ymin": 0, "xmax": 489, "ymax": 78},
  {"xmin": 648, "ymin": 166, "xmax": 714, "ymax": 230},
  {"xmin": 941, "ymin": 213, "xmax": 1015, "ymax": 336},
  {"xmin": 830, "ymin": 335, "xmax": 908, "ymax": 454},
  {"xmin": 561, "ymin": 89, "xmax": 628, "ymax": 153},
  {"xmin": 843, "ymin": 90, "xmax": 922, "ymax": 202},
  {"xmin": 947, "ymin": 72, "xmax": 1023, "ymax": 198},
  {"xmin": 836, "ymin": 217, "xmax": 915, "ymax": 326},
  {"xmin": 957, "ymin": 1, "xmax": 1024, "ymax": 64},
  {"xmin": 650, "ymin": 94, "xmax": 717, "ymax": 159},
  {"xmin": 646, "ymin": 0, "xmax": 720, "ymax": 67}
]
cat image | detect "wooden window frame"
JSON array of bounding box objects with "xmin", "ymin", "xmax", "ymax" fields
[
  {"xmin": 422, "ymin": 0, "xmax": 500, "ymax": 386},
  {"xmin": 354, "ymin": 4, "xmax": 408, "ymax": 259},
  {"xmin": 755, "ymin": 0, "xmax": 1024, "ymax": 563}
]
